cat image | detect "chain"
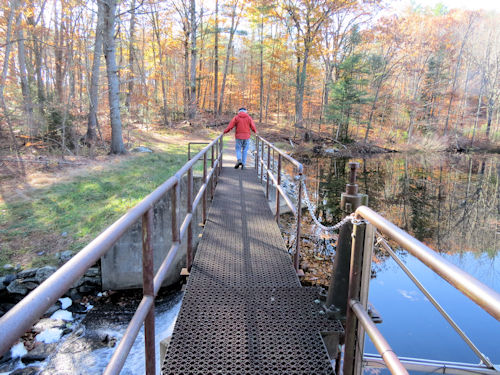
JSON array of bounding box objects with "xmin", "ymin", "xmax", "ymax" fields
[
  {"xmin": 257, "ymin": 149, "xmax": 352, "ymax": 252},
  {"xmin": 300, "ymin": 176, "xmax": 353, "ymax": 232}
]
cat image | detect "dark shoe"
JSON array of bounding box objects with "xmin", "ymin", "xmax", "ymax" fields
[
  {"xmin": 241, "ymin": 164, "xmax": 245, "ymax": 169},
  {"xmin": 234, "ymin": 161, "xmax": 242, "ymax": 169}
]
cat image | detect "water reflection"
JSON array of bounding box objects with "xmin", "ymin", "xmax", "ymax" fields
[
  {"xmin": 298, "ymin": 152, "xmax": 500, "ymax": 365},
  {"xmin": 301, "ymin": 153, "xmax": 499, "ymax": 257}
]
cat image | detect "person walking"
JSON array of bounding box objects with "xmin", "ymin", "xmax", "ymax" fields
[{"xmin": 223, "ymin": 108, "xmax": 257, "ymax": 169}]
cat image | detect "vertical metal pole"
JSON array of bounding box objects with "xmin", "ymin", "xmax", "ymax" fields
[
  {"xmin": 260, "ymin": 143, "xmax": 264, "ymax": 184},
  {"xmin": 294, "ymin": 173, "xmax": 303, "ymax": 272},
  {"xmin": 275, "ymin": 154, "xmax": 281, "ymax": 222},
  {"xmin": 327, "ymin": 162, "xmax": 363, "ymax": 318},
  {"xmin": 171, "ymin": 183, "xmax": 180, "ymax": 244},
  {"xmin": 211, "ymin": 145, "xmax": 215, "ymax": 200},
  {"xmin": 187, "ymin": 167, "xmax": 193, "ymax": 270},
  {"xmin": 142, "ymin": 209, "xmax": 155, "ymax": 375},
  {"xmin": 266, "ymin": 145, "xmax": 271, "ymax": 199},
  {"xmin": 203, "ymin": 153, "xmax": 207, "ymax": 224},
  {"xmin": 342, "ymin": 221, "xmax": 375, "ymax": 375},
  {"xmin": 219, "ymin": 137, "xmax": 223, "ymax": 171},
  {"xmin": 255, "ymin": 137, "xmax": 259, "ymax": 171}
]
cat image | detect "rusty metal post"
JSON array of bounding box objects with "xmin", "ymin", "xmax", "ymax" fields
[
  {"xmin": 260, "ymin": 143, "xmax": 264, "ymax": 184},
  {"xmin": 326, "ymin": 162, "xmax": 362, "ymax": 319},
  {"xmin": 187, "ymin": 167, "xmax": 193, "ymax": 270},
  {"xmin": 172, "ymin": 182, "xmax": 180, "ymax": 244},
  {"xmin": 211, "ymin": 145, "xmax": 215, "ymax": 200},
  {"xmin": 275, "ymin": 154, "xmax": 282, "ymax": 222},
  {"xmin": 343, "ymin": 220, "xmax": 375, "ymax": 375},
  {"xmin": 294, "ymin": 172, "xmax": 303, "ymax": 273},
  {"xmin": 219, "ymin": 137, "xmax": 223, "ymax": 171},
  {"xmin": 266, "ymin": 145, "xmax": 271, "ymax": 199},
  {"xmin": 203, "ymin": 153, "xmax": 207, "ymax": 224},
  {"xmin": 142, "ymin": 209, "xmax": 156, "ymax": 375},
  {"xmin": 255, "ymin": 137, "xmax": 259, "ymax": 171}
]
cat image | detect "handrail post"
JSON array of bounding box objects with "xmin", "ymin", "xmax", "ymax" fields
[
  {"xmin": 266, "ymin": 145, "xmax": 271, "ymax": 199},
  {"xmin": 219, "ymin": 136, "xmax": 223, "ymax": 171},
  {"xmin": 142, "ymin": 208, "xmax": 156, "ymax": 375},
  {"xmin": 203, "ymin": 153, "xmax": 207, "ymax": 224},
  {"xmin": 275, "ymin": 154, "xmax": 281, "ymax": 222},
  {"xmin": 343, "ymin": 220, "xmax": 375, "ymax": 375},
  {"xmin": 260, "ymin": 143, "xmax": 264, "ymax": 184},
  {"xmin": 172, "ymin": 182, "xmax": 180, "ymax": 244},
  {"xmin": 187, "ymin": 167, "xmax": 193, "ymax": 270},
  {"xmin": 326, "ymin": 162, "xmax": 362, "ymax": 318},
  {"xmin": 294, "ymin": 171, "xmax": 303, "ymax": 273},
  {"xmin": 211, "ymin": 145, "xmax": 215, "ymax": 200},
  {"xmin": 255, "ymin": 137, "xmax": 259, "ymax": 171}
]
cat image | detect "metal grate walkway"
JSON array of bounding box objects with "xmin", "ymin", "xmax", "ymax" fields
[{"xmin": 162, "ymin": 152, "xmax": 343, "ymax": 374}]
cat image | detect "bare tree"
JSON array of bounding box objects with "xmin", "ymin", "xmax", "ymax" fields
[
  {"xmin": 102, "ymin": 0, "xmax": 126, "ymax": 154},
  {"xmin": 85, "ymin": 0, "xmax": 105, "ymax": 144}
]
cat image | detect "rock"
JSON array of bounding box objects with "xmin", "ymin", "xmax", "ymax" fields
[
  {"xmin": 7, "ymin": 280, "xmax": 38, "ymax": 295},
  {"xmin": 3, "ymin": 264, "xmax": 14, "ymax": 271},
  {"xmin": 131, "ymin": 146, "xmax": 153, "ymax": 153},
  {"xmin": 61, "ymin": 232, "xmax": 68, "ymax": 237},
  {"xmin": 33, "ymin": 318, "xmax": 66, "ymax": 333},
  {"xmin": 42, "ymin": 304, "xmax": 60, "ymax": 318},
  {"xmin": 55, "ymin": 250, "xmax": 73, "ymax": 264},
  {"xmin": 3, "ymin": 274, "xmax": 16, "ymax": 285},
  {"xmin": 11, "ymin": 366, "xmax": 40, "ymax": 375},
  {"xmin": 0, "ymin": 277, "xmax": 5, "ymax": 292},
  {"xmin": 82, "ymin": 276, "xmax": 100, "ymax": 286},
  {"xmin": 84, "ymin": 267, "xmax": 100, "ymax": 277},
  {"xmin": 35, "ymin": 266, "xmax": 56, "ymax": 283},
  {"xmin": 21, "ymin": 343, "xmax": 57, "ymax": 364},
  {"xmin": 17, "ymin": 268, "xmax": 37, "ymax": 279},
  {"xmin": 78, "ymin": 285, "xmax": 95, "ymax": 294},
  {"xmin": 68, "ymin": 303, "xmax": 88, "ymax": 314},
  {"xmin": 71, "ymin": 277, "xmax": 85, "ymax": 289}
]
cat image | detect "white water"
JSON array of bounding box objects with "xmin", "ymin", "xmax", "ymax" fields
[{"xmin": 41, "ymin": 292, "xmax": 183, "ymax": 375}]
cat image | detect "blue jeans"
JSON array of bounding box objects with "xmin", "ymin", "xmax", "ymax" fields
[{"xmin": 235, "ymin": 138, "xmax": 250, "ymax": 166}]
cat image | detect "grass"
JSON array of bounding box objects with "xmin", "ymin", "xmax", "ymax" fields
[{"xmin": 0, "ymin": 143, "xmax": 197, "ymax": 273}]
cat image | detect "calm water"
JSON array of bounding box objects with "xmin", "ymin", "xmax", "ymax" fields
[{"xmin": 299, "ymin": 152, "xmax": 500, "ymax": 366}]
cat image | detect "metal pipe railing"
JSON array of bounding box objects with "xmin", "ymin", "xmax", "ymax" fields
[
  {"xmin": 254, "ymin": 135, "xmax": 304, "ymax": 274},
  {"xmin": 363, "ymin": 354, "xmax": 500, "ymax": 375},
  {"xmin": 355, "ymin": 206, "xmax": 500, "ymax": 322},
  {"xmin": 376, "ymin": 235, "xmax": 495, "ymax": 368},
  {"xmin": 350, "ymin": 300, "xmax": 409, "ymax": 375},
  {"xmin": 0, "ymin": 133, "xmax": 224, "ymax": 374}
]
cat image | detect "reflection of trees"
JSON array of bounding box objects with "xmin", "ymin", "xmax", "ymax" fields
[{"xmin": 305, "ymin": 153, "xmax": 499, "ymax": 257}]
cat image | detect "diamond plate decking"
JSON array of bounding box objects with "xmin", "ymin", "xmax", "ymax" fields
[{"xmin": 162, "ymin": 147, "xmax": 343, "ymax": 375}]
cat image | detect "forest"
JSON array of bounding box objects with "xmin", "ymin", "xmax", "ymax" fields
[{"xmin": 0, "ymin": 0, "xmax": 499, "ymax": 158}]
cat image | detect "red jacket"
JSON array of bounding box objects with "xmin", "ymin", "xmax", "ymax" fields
[{"xmin": 223, "ymin": 112, "xmax": 257, "ymax": 139}]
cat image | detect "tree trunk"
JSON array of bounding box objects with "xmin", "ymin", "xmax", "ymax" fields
[
  {"xmin": 151, "ymin": 8, "xmax": 169, "ymax": 125},
  {"xmin": 295, "ymin": 43, "xmax": 309, "ymax": 130},
  {"xmin": 259, "ymin": 15, "xmax": 264, "ymax": 124},
  {"xmin": 0, "ymin": 0, "xmax": 24, "ymax": 171},
  {"xmin": 213, "ymin": 0, "xmax": 218, "ymax": 118},
  {"xmin": 218, "ymin": 3, "xmax": 239, "ymax": 116},
  {"xmin": 188, "ymin": 0, "xmax": 197, "ymax": 119},
  {"xmin": 102, "ymin": 0, "xmax": 125, "ymax": 154},
  {"xmin": 444, "ymin": 18, "xmax": 472, "ymax": 135},
  {"xmin": 364, "ymin": 80, "xmax": 382, "ymax": 142},
  {"xmin": 54, "ymin": 3, "xmax": 64, "ymax": 101},
  {"xmin": 86, "ymin": 0, "xmax": 104, "ymax": 143},
  {"xmin": 125, "ymin": 0, "xmax": 136, "ymax": 112},
  {"xmin": 16, "ymin": 12, "xmax": 35, "ymax": 136}
]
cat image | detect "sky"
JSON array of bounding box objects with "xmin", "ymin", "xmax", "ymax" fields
[{"xmin": 395, "ymin": 0, "xmax": 500, "ymax": 12}]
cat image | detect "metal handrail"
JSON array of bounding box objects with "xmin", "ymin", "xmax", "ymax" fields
[
  {"xmin": 254, "ymin": 135, "xmax": 304, "ymax": 273},
  {"xmin": 349, "ymin": 299, "xmax": 409, "ymax": 375},
  {"xmin": 355, "ymin": 206, "xmax": 500, "ymax": 322},
  {"xmin": 0, "ymin": 133, "xmax": 224, "ymax": 375},
  {"xmin": 376, "ymin": 235, "xmax": 494, "ymax": 368}
]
